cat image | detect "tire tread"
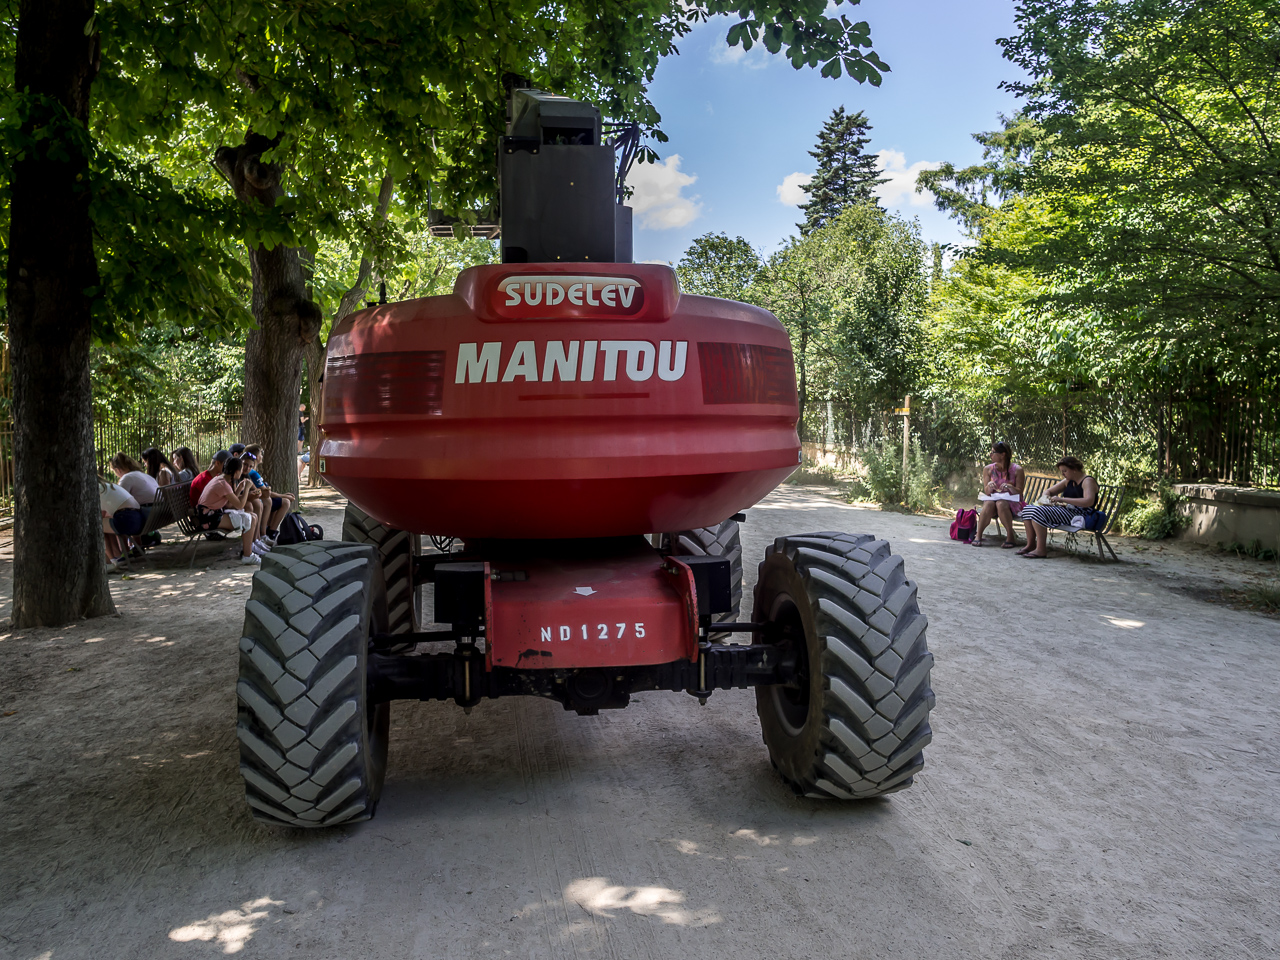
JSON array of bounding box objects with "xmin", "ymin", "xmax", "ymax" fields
[
  {"xmin": 237, "ymin": 541, "xmax": 384, "ymax": 828},
  {"xmin": 757, "ymin": 531, "xmax": 934, "ymax": 799}
]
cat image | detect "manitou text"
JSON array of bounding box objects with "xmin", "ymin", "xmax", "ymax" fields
[{"xmin": 455, "ymin": 341, "xmax": 688, "ymax": 384}]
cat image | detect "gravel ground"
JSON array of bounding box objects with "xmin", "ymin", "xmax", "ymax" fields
[{"xmin": 1, "ymin": 484, "xmax": 1277, "ymax": 959}]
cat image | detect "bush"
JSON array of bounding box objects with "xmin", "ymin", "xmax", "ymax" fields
[
  {"xmin": 1121, "ymin": 481, "xmax": 1190, "ymax": 540},
  {"xmin": 1243, "ymin": 581, "xmax": 1280, "ymax": 612},
  {"xmin": 848, "ymin": 437, "xmax": 944, "ymax": 513},
  {"xmin": 1220, "ymin": 539, "xmax": 1280, "ymax": 562}
]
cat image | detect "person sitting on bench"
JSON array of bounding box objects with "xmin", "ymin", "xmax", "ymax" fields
[
  {"xmin": 195, "ymin": 455, "xmax": 261, "ymax": 565},
  {"xmin": 243, "ymin": 443, "xmax": 295, "ymax": 543},
  {"xmin": 140, "ymin": 447, "xmax": 177, "ymax": 487},
  {"xmin": 109, "ymin": 453, "xmax": 159, "ymax": 546},
  {"xmin": 189, "ymin": 450, "xmax": 229, "ymax": 506},
  {"xmin": 171, "ymin": 447, "xmax": 199, "ymax": 484},
  {"xmin": 100, "ymin": 475, "xmax": 144, "ymax": 566},
  {"xmin": 972, "ymin": 441, "xmax": 1025, "ymax": 548},
  {"xmin": 1018, "ymin": 455, "xmax": 1098, "ymax": 558}
]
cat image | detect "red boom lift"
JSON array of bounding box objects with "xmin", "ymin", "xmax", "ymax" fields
[{"xmin": 235, "ymin": 89, "xmax": 935, "ymax": 827}]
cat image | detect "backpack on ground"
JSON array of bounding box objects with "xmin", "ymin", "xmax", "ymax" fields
[
  {"xmin": 275, "ymin": 512, "xmax": 324, "ymax": 545},
  {"xmin": 950, "ymin": 508, "xmax": 977, "ymax": 542}
]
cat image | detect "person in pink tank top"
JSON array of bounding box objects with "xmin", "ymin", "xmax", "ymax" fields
[{"xmin": 973, "ymin": 441, "xmax": 1026, "ymax": 547}]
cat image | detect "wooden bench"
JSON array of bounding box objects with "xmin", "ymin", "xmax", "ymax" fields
[
  {"xmin": 159, "ymin": 480, "xmax": 229, "ymax": 568},
  {"xmin": 1006, "ymin": 473, "xmax": 1125, "ymax": 561},
  {"xmin": 138, "ymin": 481, "xmax": 182, "ymax": 539}
]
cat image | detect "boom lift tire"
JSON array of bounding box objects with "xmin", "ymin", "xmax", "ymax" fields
[
  {"xmin": 754, "ymin": 532, "xmax": 934, "ymax": 799},
  {"xmin": 663, "ymin": 518, "xmax": 743, "ymax": 639},
  {"xmin": 343, "ymin": 502, "xmax": 422, "ymax": 637},
  {"xmin": 236, "ymin": 542, "xmax": 391, "ymax": 827}
]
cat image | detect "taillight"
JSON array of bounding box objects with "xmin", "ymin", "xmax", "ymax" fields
[
  {"xmin": 697, "ymin": 342, "xmax": 797, "ymax": 405},
  {"xmin": 324, "ymin": 351, "xmax": 446, "ymax": 417}
]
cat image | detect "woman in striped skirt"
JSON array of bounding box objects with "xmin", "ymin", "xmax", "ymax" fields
[{"xmin": 1019, "ymin": 455, "xmax": 1098, "ymax": 558}]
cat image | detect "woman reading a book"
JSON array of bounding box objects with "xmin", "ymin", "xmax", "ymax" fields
[{"xmin": 972, "ymin": 441, "xmax": 1025, "ymax": 547}]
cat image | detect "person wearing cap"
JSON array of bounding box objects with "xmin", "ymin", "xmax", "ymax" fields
[
  {"xmin": 229, "ymin": 443, "xmax": 246, "ymax": 457},
  {"xmin": 233, "ymin": 450, "xmax": 274, "ymax": 555},
  {"xmin": 243, "ymin": 444, "xmax": 294, "ymax": 544},
  {"xmin": 190, "ymin": 450, "xmax": 230, "ymax": 507}
]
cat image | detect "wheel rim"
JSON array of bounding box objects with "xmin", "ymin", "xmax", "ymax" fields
[{"xmin": 769, "ymin": 595, "xmax": 810, "ymax": 736}]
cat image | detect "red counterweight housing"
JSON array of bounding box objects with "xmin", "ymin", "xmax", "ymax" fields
[{"xmin": 319, "ymin": 262, "xmax": 800, "ymax": 540}]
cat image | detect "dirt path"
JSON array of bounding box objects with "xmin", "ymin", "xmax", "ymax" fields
[{"xmin": 1, "ymin": 485, "xmax": 1277, "ymax": 959}]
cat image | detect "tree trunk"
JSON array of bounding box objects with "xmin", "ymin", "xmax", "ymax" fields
[
  {"xmin": 214, "ymin": 135, "xmax": 322, "ymax": 501},
  {"xmin": 797, "ymin": 319, "xmax": 809, "ymax": 438},
  {"xmin": 6, "ymin": 0, "xmax": 116, "ymax": 626},
  {"xmin": 305, "ymin": 173, "xmax": 395, "ymax": 486}
]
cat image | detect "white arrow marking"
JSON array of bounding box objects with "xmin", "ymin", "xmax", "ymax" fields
[{"xmin": 573, "ymin": 587, "xmax": 596, "ymax": 596}]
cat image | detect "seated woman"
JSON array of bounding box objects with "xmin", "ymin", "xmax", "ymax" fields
[
  {"xmin": 972, "ymin": 441, "xmax": 1025, "ymax": 548},
  {"xmin": 171, "ymin": 447, "xmax": 199, "ymax": 484},
  {"xmin": 99, "ymin": 476, "xmax": 143, "ymax": 566},
  {"xmin": 109, "ymin": 453, "xmax": 158, "ymax": 552},
  {"xmin": 195, "ymin": 455, "xmax": 262, "ymax": 565},
  {"xmin": 1018, "ymin": 455, "xmax": 1098, "ymax": 558},
  {"xmin": 140, "ymin": 447, "xmax": 177, "ymax": 487}
]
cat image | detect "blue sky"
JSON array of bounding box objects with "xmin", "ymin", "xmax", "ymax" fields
[{"xmin": 628, "ymin": 1, "xmax": 1026, "ymax": 264}]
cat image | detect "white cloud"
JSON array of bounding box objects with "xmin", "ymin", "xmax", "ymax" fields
[
  {"xmin": 874, "ymin": 150, "xmax": 941, "ymax": 208},
  {"xmin": 775, "ymin": 152, "xmax": 942, "ymax": 213},
  {"xmin": 628, "ymin": 155, "xmax": 703, "ymax": 230},
  {"xmin": 710, "ymin": 37, "xmax": 772, "ymax": 70},
  {"xmin": 777, "ymin": 172, "xmax": 813, "ymax": 207}
]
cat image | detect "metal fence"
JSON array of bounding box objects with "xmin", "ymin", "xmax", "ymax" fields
[
  {"xmin": 0, "ymin": 401, "xmax": 242, "ymax": 525},
  {"xmin": 0, "ymin": 332, "xmax": 232, "ymax": 519},
  {"xmin": 92, "ymin": 404, "xmax": 243, "ymax": 476},
  {"xmin": 803, "ymin": 389, "xmax": 1280, "ymax": 488}
]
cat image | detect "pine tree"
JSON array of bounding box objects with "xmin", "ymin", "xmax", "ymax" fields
[{"xmin": 798, "ymin": 107, "xmax": 886, "ymax": 234}]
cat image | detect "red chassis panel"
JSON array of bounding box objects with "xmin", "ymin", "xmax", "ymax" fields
[
  {"xmin": 319, "ymin": 262, "xmax": 800, "ymax": 539},
  {"xmin": 486, "ymin": 550, "xmax": 699, "ymax": 670}
]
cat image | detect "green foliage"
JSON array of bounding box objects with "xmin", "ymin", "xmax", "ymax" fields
[
  {"xmin": 1220, "ymin": 539, "xmax": 1280, "ymax": 563},
  {"xmin": 848, "ymin": 437, "xmax": 902, "ymax": 505},
  {"xmin": 1242, "ymin": 581, "xmax": 1280, "ymax": 611},
  {"xmin": 760, "ymin": 203, "xmax": 929, "ymax": 422},
  {"xmin": 848, "ymin": 435, "xmax": 943, "ymax": 512},
  {"xmin": 926, "ymin": 0, "xmax": 1280, "ymax": 391},
  {"xmin": 312, "ymin": 226, "xmax": 498, "ymax": 334},
  {"xmin": 798, "ymin": 106, "xmax": 885, "ymax": 234},
  {"xmin": 1121, "ymin": 481, "xmax": 1190, "ymax": 540},
  {"xmin": 91, "ymin": 326, "xmax": 247, "ymax": 418},
  {"xmin": 2, "ymin": 0, "xmax": 891, "ymax": 346},
  {"xmin": 675, "ymin": 233, "xmax": 763, "ymax": 300}
]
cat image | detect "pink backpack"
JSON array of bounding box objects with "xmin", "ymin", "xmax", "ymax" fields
[{"xmin": 950, "ymin": 508, "xmax": 976, "ymax": 542}]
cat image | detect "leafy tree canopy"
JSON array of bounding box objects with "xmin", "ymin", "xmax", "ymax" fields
[
  {"xmin": 798, "ymin": 106, "xmax": 886, "ymax": 233},
  {"xmin": 924, "ymin": 0, "xmax": 1280, "ymax": 389},
  {"xmin": 675, "ymin": 232, "xmax": 763, "ymax": 299},
  {"xmin": 3, "ymin": 0, "xmax": 892, "ymax": 342}
]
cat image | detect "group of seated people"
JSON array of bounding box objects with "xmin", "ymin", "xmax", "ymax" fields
[
  {"xmin": 971, "ymin": 442, "xmax": 1099, "ymax": 559},
  {"xmin": 98, "ymin": 442, "xmax": 294, "ymax": 567}
]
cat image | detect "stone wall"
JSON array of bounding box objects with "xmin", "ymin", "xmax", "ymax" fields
[{"xmin": 1174, "ymin": 483, "xmax": 1280, "ymax": 550}]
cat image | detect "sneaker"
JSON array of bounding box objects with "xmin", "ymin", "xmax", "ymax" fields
[
  {"xmin": 258, "ymin": 537, "xmax": 273, "ymax": 552},
  {"xmin": 129, "ymin": 545, "xmax": 145, "ymax": 559},
  {"xmin": 240, "ymin": 553, "xmax": 262, "ymax": 565},
  {"xmin": 251, "ymin": 540, "xmax": 269, "ymax": 556},
  {"xmin": 108, "ymin": 555, "xmax": 127, "ymax": 567}
]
